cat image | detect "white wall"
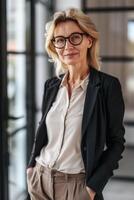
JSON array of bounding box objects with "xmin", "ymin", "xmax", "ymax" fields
[{"xmin": 55, "ymin": 0, "xmax": 81, "ymax": 11}]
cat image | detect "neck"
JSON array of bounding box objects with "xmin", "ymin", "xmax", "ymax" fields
[{"xmin": 67, "ymin": 64, "xmax": 90, "ymax": 84}]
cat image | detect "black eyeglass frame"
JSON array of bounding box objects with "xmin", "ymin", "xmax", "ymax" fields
[{"xmin": 51, "ymin": 32, "xmax": 89, "ymax": 49}]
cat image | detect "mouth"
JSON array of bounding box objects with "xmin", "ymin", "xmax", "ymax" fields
[{"xmin": 64, "ymin": 53, "xmax": 78, "ymax": 57}]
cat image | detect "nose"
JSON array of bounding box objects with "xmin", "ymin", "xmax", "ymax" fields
[{"xmin": 64, "ymin": 39, "xmax": 74, "ymax": 49}]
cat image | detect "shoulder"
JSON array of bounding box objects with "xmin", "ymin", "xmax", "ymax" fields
[
  {"xmin": 93, "ymin": 69, "xmax": 123, "ymax": 99},
  {"xmin": 98, "ymin": 70, "xmax": 119, "ymax": 84},
  {"xmin": 44, "ymin": 74, "xmax": 64, "ymax": 88},
  {"xmin": 98, "ymin": 70, "xmax": 121, "ymax": 90}
]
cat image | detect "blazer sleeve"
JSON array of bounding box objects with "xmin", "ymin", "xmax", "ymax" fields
[
  {"xmin": 40, "ymin": 79, "xmax": 49, "ymax": 121},
  {"xmin": 27, "ymin": 79, "xmax": 49, "ymax": 168},
  {"xmin": 87, "ymin": 78, "xmax": 125, "ymax": 193}
]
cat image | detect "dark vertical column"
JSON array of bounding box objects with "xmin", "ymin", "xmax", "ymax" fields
[
  {"xmin": 26, "ymin": 0, "xmax": 36, "ymax": 164},
  {"xmin": 0, "ymin": 0, "xmax": 9, "ymax": 199},
  {"xmin": 47, "ymin": 0, "xmax": 55, "ymax": 76},
  {"xmin": 81, "ymin": 0, "xmax": 86, "ymax": 11},
  {"xmin": 49, "ymin": 0, "xmax": 54, "ymax": 12}
]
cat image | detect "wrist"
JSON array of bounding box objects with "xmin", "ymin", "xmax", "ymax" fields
[{"xmin": 86, "ymin": 186, "xmax": 96, "ymax": 199}]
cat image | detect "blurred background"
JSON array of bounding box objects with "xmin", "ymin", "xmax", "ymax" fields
[{"xmin": 0, "ymin": 0, "xmax": 134, "ymax": 200}]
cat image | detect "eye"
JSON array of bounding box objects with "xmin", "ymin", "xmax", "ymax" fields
[
  {"xmin": 55, "ymin": 37, "xmax": 65, "ymax": 44},
  {"xmin": 70, "ymin": 33, "xmax": 82, "ymax": 43}
]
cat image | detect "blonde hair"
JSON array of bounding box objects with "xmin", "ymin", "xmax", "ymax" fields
[{"xmin": 45, "ymin": 8, "xmax": 101, "ymax": 77}]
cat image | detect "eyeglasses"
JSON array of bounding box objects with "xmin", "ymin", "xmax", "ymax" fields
[{"xmin": 51, "ymin": 32, "xmax": 88, "ymax": 49}]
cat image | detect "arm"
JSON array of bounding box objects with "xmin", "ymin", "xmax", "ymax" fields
[
  {"xmin": 27, "ymin": 79, "xmax": 49, "ymax": 168},
  {"xmin": 87, "ymin": 78, "xmax": 125, "ymax": 194}
]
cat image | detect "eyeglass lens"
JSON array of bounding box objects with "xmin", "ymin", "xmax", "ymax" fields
[{"xmin": 52, "ymin": 32, "xmax": 85, "ymax": 48}]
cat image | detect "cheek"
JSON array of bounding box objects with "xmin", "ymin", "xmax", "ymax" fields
[
  {"xmin": 80, "ymin": 46, "xmax": 88, "ymax": 57},
  {"xmin": 56, "ymin": 49, "xmax": 63, "ymax": 57},
  {"xmin": 56, "ymin": 50, "xmax": 65, "ymax": 63}
]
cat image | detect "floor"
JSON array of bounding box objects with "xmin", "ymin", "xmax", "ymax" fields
[
  {"xmin": 103, "ymin": 145, "xmax": 134, "ymax": 200},
  {"xmin": 103, "ymin": 179, "xmax": 134, "ymax": 200}
]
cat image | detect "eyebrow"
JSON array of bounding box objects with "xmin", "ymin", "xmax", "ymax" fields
[{"xmin": 53, "ymin": 31, "xmax": 85, "ymax": 38}]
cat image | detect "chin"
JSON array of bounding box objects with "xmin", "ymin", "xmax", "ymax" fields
[{"xmin": 64, "ymin": 59, "xmax": 79, "ymax": 66}]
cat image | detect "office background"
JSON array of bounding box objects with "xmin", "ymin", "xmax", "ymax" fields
[{"xmin": 0, "ymin": 0, "xmax": 134, "ymax": 199}]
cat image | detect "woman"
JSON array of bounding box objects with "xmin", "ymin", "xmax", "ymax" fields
[{"xmin": 27, "ymin": 8, "xmax": 125, "ymax": 200}]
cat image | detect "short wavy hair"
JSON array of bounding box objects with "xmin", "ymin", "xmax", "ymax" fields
[{"xmin": 45, "ymin": 8, "xmax": 101, "ymax": 77}]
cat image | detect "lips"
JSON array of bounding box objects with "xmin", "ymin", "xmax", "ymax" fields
[{"xmin": 64, "ymin": 53, "xmax": 78, "ymax": 56}]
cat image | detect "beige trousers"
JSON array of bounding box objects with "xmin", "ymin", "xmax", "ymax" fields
[{"xmin": 27, "ymin": 163, "xmax": 90, "ymax": 200}]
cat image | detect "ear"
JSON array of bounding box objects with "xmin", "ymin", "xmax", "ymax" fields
[{"xmin": 87, "ymin": 37, "xmax": 92, "ymax": 48}]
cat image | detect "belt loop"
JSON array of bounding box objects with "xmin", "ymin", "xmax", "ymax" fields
[{"xmin": 65, "ymin": 174, "xmax": 68, "ymax": 182}]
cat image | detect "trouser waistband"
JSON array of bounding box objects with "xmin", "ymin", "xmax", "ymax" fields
[{"xmin": 35, "ymin": 162, "xmax": 86, "ymax": 180}]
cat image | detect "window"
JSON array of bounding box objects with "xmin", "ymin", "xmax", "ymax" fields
[{"xmin": 0, "ymin": 0, "xmax": 54, "ymax": 199}]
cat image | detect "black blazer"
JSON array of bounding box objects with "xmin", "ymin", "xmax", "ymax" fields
[{"xmin": 28, "ymin": 67, "xmax": 125, "ymax": 199}]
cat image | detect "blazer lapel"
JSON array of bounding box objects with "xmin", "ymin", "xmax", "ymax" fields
[
  {"xmin": 41, "ymin": 77, "xmax": 62, "ymax": 123},
  {"xmin": 82, "ymin": 67, "xmax": 101, "ymax": 137}
]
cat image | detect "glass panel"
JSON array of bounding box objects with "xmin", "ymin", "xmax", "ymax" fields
[
  {"xmin": 88, "ymin": 12, "xmax": 134, "ymax": 57},
  {"xmin": 86, "ymin": 0, "xmax": 134, "ymax": 7},
  {"xmin": 127, "ymin": 20, "xmax": 134, "ymax": 57},
  {"xmin": 35, "ymin": 2, "xmax": 50, "ymax": 52},
  {"xmin": 7, "ymin": 0, "xmax": 26, "ymax": 51},
  {"xmin": 7, "ymin": 55, "xmax": 27, "ymax": 200},
  {"xmin": 55, "ymin": 0, "xmax": 81, "ymax": 10}
]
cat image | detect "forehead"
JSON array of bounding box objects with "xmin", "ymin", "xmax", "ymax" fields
[{"xmin": 54, "ymin": 21, "xmax": 83, "ymax": 37}]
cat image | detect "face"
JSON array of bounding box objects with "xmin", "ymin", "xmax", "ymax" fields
[{"xmin": 53, "ymin": 21, "xmax": 92, "ymax": 67}]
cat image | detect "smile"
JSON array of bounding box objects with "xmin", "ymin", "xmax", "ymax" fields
[{"xmin": 64, "ymin": 53, "xmax": 78, "ymax": 56}]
